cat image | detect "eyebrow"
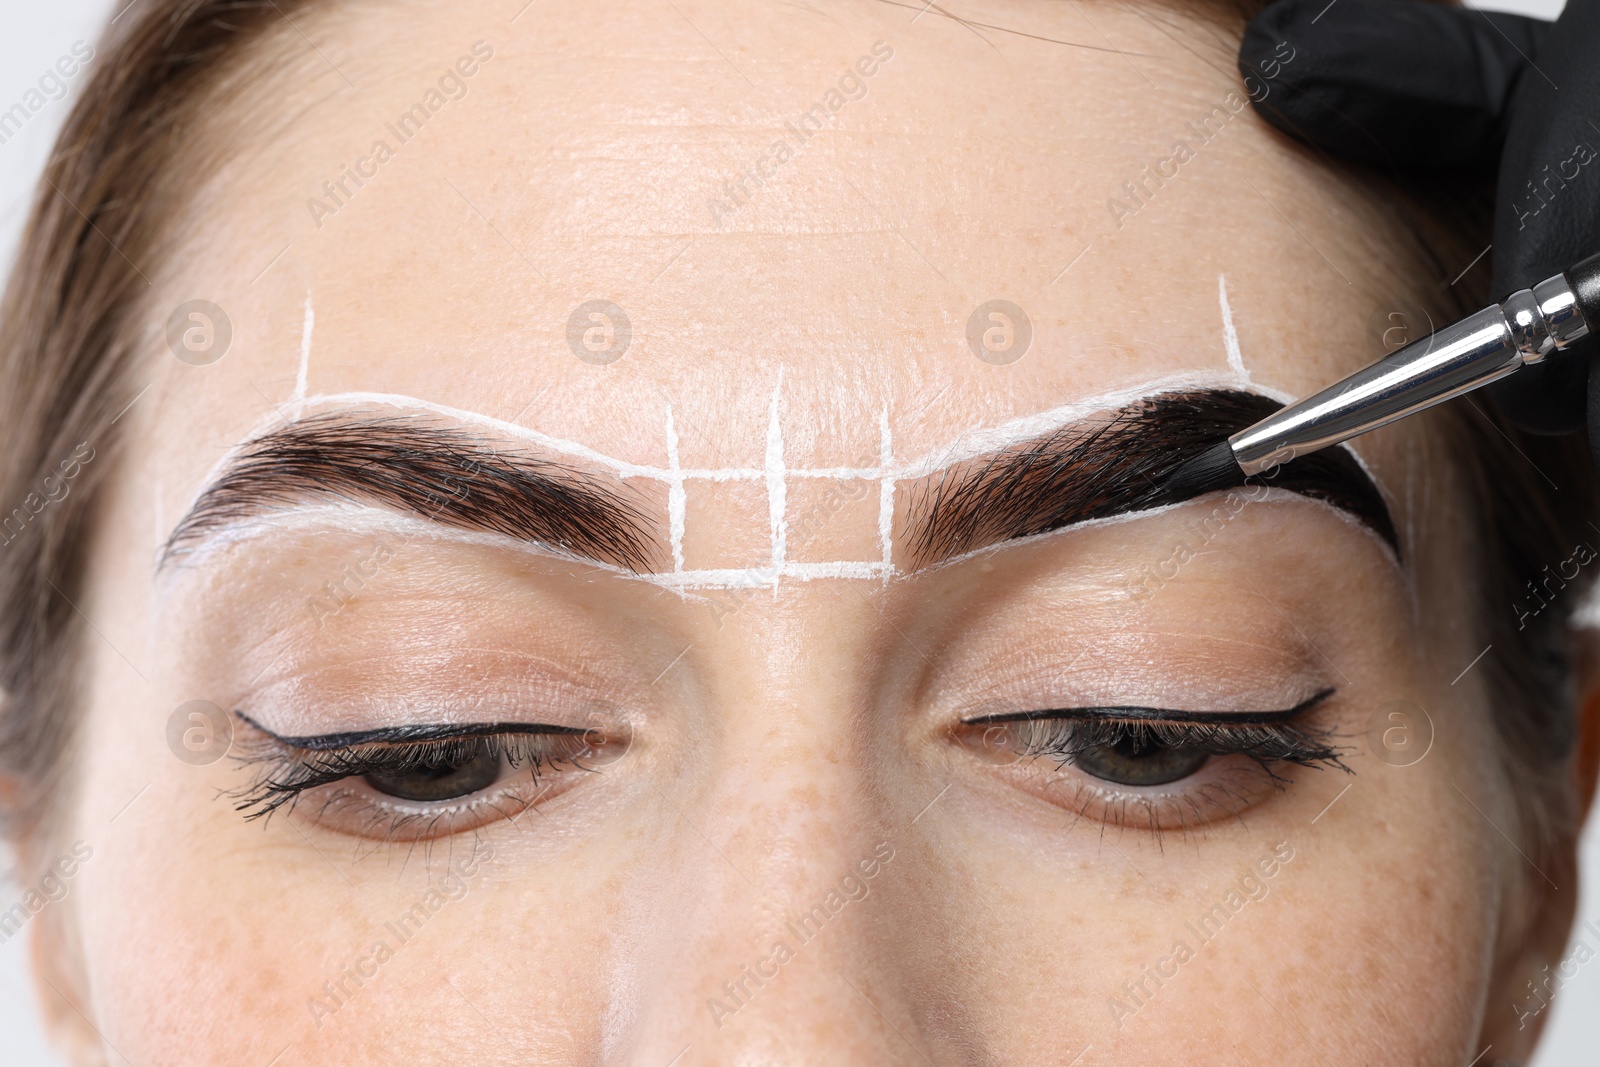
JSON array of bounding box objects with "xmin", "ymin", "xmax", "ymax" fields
[
  {"xmin": 162, "ymin": 413, "xmax": 659, "ymax": 571},
  {"xmin": 907, "ymin": 389, "xmax": 1398, "ymax": 567}
]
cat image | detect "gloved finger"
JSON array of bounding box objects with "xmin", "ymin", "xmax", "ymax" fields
[
  {"xmin": 1492, "ymin": 0, "xmax": 1600, "ymax": 296},
  {"xmin": 1488, "ymin": 0, "xmax": 1600, "ymax": 435},
  {"xmin": 1584, "ymin": 348, "xmax": 1600, "ymax": 462},
  {"xmin": 1240, "ymin": 0, "xmax": 1547, "ymax": 172}
]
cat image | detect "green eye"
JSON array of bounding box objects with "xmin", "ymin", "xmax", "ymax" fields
[
  {"xmin": 364, "ymin": 744, "xmax": 503, "ymax": 802},
  {"xmin": 1073, "ymin": 734, "xmax": 1210, "ymax": 786}
]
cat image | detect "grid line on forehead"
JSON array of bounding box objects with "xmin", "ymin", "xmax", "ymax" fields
[{"xmin": 161, "ymin": 381, "xmax": 1395, "ymax": 589}]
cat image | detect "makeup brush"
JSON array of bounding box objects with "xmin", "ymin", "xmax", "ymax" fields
[{"xmin": 1166, "ymin": 252, "xmax": 1600, "ymax": 500}]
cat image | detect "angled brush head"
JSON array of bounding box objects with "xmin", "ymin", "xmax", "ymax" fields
[
  {"xmin": 1162, "ymin": 439, "xmax": 1245, "ymax": 501},
  {"xmin": 906, "ymin": 389, "xmax": 1397, "ymax": 566}
]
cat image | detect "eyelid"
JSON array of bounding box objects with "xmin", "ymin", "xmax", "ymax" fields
[
  {"xmin": 227, "ymin": 717, "xmax": 618, "ymax": 826},
  {"xmin": 233, "ymin": 710, "xmax": 592, "ymax": 750},
  {"xmin": 961, "ymin": 687, "xmax": 1336, "ymax": 726}
]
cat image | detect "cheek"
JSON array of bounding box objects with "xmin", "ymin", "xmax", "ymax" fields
[
  {"xmin": 70, "ymin": 749, "xmax": 632, "ymax": 1064},
  {"xmin": 1263, "ymin": 802, "xmax": 1497, "ymax": 1058},
  {"xmin": 860, "ymin": 763, "xmax": 1495, "ymax": 1066}
]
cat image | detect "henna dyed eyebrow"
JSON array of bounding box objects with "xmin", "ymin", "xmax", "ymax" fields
[
  {"xmin": 908, "ymin": 389, "xmax": 1397, "ymax": 567},
  {"xmin": 162, "ymin": 413, "xmax": 660, "ymax": 571}
]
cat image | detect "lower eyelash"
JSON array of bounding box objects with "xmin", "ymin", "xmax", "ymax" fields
[
  {"xmin": 988, "ymin": 721, "xmax": 1350, "ymax": 845},
  {"xmin": 1065, "ymin": 772, "xmax": 1271, "ymax": 845}
]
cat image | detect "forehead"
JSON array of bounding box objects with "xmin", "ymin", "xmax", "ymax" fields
[{"xmin": 141, "ymin": 0, "xmax": 1427, "ymax": 507}]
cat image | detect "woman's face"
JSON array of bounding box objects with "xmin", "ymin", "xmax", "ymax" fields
[{"xmin": 41, "ymin": 1, "xmax": 1561, "ymax": 1063}]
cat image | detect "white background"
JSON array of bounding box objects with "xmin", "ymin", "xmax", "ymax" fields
[{"xmin": 0, "ymin": 0, "xmax": 1594, "ymax": 1063}]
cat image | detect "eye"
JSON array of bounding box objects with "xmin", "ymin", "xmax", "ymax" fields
[
  {"xmin": 227, "ymin": 713, "xmax": 633, "ymax": 841},
  {"xmin": 1073, "ymin": 733, "xmax": 1210, "ymax": 786},
  {"xmin": 364, "ymin": 741, "xmax": 503, "ymax": 801},
  {"xmin": 954, "ymin": 690, "xmax": 1348, "ymax": 833}
]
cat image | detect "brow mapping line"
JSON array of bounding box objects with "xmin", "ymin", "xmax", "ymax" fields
[
  {"xmin": 1219, "ymin": 273, "xmax": 1249, "ymax": 384},
  {"xmin": 270, "ymin": 372, "xmax": 1275, "ymax": 486},
  {"xmin": 236, "ymin": 711, "xmax": 590, "ymax": 750},
  {"xmin": 963, "ymin": 688, "xmax": 1336, "ymax": 725},
  {"xmin": 891, "ymin": 371, "xmax": 1292, "ymax": 480},
  {"xmin": 879, "ymin": 405, "xmax": 895, "ymax": 577},
  {"xmin": 645, "ymin": 561, "xmax": 895, "ymax": 588},
  {"xmin": 292, "ymin": 290, "xmax": 314, "ymax": 407},
  {"xmin": 154, "ymin": 501, "xmax": 894, "ymax": 593},
  {"xmin": 665, "ymin": 404, "xmax": 687, "ymax": 572},
  {"xmin": 255, "ymin": 391, "xmax": 676, "ymax": 481},
  {"xmin": 904, "ymin": 480, "xmax": 1395, "ymax": 587},
  {"xmin": 187, "ymin": 372, "xmax": 1309, "ymax": 592}
]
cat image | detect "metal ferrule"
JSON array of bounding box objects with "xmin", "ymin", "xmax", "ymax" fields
[{"xmin": 1230, "ymin": 272, "xmax": 1593, "ymax": 476}]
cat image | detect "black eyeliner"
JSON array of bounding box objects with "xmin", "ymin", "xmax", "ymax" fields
[
  {"xmin": 233, "ymin": 711, "xmax": 589, "ymax": 751},
  {"xmin": 964, "ymin": 687, "xmax": 1335, "ymax": 726}
]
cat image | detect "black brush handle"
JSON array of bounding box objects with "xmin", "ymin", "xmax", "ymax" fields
[{"xmin": 1565, "ymin": 252, "xmax": 1600, "ymax": 331}]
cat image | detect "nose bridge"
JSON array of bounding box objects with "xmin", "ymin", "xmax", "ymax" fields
[
  {"xmin": 619, "ymin": 791, "xmax": 915, "ymax": 1066},
  {"xmin": 615, "ymin": 614, "xmax": 920, "ymax": 1066}
]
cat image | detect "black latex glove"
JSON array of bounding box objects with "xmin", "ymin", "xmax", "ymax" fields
[{"xmin": 1239, "ymin": 0, "xmax": 1600, "ymax": 442}]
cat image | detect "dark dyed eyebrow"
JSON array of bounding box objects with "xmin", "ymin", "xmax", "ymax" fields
[
  {"xmin": 907, "ymin": 389, "xmax": 1398, "ymax": 567},
  {"xmin": 162, "ymin": 414, "xmax": 659, "ymax": 571}
]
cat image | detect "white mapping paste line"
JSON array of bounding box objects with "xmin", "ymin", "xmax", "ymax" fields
[
  {"xmin": 267, "ymin": 391, "xmax": 669, "ymax": 480},
  {"xmin": 293, "ymin": 290, "xmax": 314, "ymax": 406},
  {"xmin": 158, "ymin": 502, "xmax": 896, "ymax": 594},
  {"xmin": 163, "ymin": 484, "xmax": 1401, "ymax": 600},
  {"xmin": 786, "ymin": 466, "xmax": 882, "ymax": 479},
  {"xmin": 650, "ymin": 561, "xmax": 894, "ymax": 590},
  {"xmin": 255, "ymin": 373, "xmax": 1264, "ymax": 487},
  {"xmin": 909, "ymin": 483, "xmax": 1402, "ymax": 584},
  {"xmin": 159, "ymin": 502, "xmax": 642, "ymax": 583},
  {"xmin": 173, "ymin": 369, "xmax": 1335, "ymax": 591},
  {"xmin": 893, "ymin": 371, "xmax": 1245, "ymax": 480},
  {"xmin": 1219, "ymin": 274, "xmax": 1248, "ymax": 385},
  {"xmin": 785, "ymin": 560, "xmax": 891, "ymax": 580},
  {"xmin": 665, "ymin": 405, "xmax": 686, "ymax": 573},
  {"xmin": 167, "ymin": 292, "xmax": 319, "ymax": 567},
  {"xmin": 878, "ymin": 406, "xmax": 894, "ymax": 578},
  {"xmin": 766, "ymin": 369, "xmax": 787, "ymax": 589}
]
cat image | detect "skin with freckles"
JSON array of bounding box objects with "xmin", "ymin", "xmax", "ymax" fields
[{"xmin": 28, "ymin": 0, "xmax": 1600, "ymax": 1064}]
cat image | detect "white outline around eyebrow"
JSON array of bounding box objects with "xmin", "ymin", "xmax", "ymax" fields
[
  {"xmin": 1219, "ymin": 273, "xmax": 1250, "ymax": 386},
  {"xmin": 183, "ymin": 371, "xmax": 1271, "ymax": 591},
  {"xmin": 177, "ymin": 272, "xmax": 1300, "ymax": 591},
  {"xmin": 293, "ymin": 290, "xmax": 314, "ymax": 405}
]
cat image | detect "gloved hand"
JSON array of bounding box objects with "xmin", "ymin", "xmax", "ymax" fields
[{"xmin": 1238, "ymin": 0, "xmax": 1600, "ymax": 442}]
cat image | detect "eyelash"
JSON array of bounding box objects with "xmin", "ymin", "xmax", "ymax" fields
[
  {"xmin": 959, "ymin": 694, "xmax": 1350, "ymax": 837},
  {"xmin": 1003, "ymin": 716, "xmax": 1346, "ymax": 777},
  {"xmin": 228, "ymin": 702, "xmax": 1344, "ymax": 843},
  {"xmin": 229, "ymin": 729, "xmax": 593, "ymax": 823}
]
